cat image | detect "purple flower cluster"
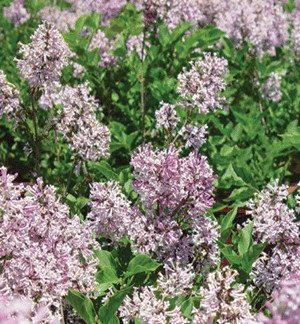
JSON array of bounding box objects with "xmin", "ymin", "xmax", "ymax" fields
[
  {"xmin": 155, "ymin": 102, "xmax": 178, "ymax": 131},
  {"xmin": 17, "ymin": 22, "xmax": 73, "ymax": 88},
  {"xmin": 3, "ymin": 0, "xmax": 30, "ymax": 27},
  {"xmin": 214, "ymin": 0, "xmax": 289, "ymax": 56},
  {"xmin": 179, "ymin": 124, "xmax": 208, "ymax": 149},
  {"xmin": 247, "ymin": 181, "xmax": 300, "ymax": 291},
  {"xmin": 259, "ymin": 273, "xmax": 300, "ymax": 323},
  {"xmin": 262, "ymin": 73, "xmax": 282, "ymax": 102},
  {"xmin": 193, "ymin": 266, "xmax": 255, "ymax": 323},
  {"xmin": 38, "ymin": 6, "xmax": 80, "ymax": 33},
  {"xmin": 177, "ymin": 52, "xmax": 228, "ymax": 114},
  {"xmin": 47, "ymin": 83, "xmax": 111, "ymax": 161},
  {"xmin": 131, "ymin": 143, "xmax": 214, "ymax": 215},
  {"xmin": 0, "ymin": 167, "xmax": 98, "ymax": 313},
  {"xmin": 89, "ymin": 30, "xmax": 118, "ymax": 67},
  {"xmin": 119, "ymin": 286, "xmax": 188, "ymax": 324},
  {"xmin": 0, "ymin": 70, "xmax": 20, "ymax": 122},
  {"xmin": 87, "ymin": 181, "xmax": 131, "ymax": 240},
  {"xmin": 247, "ymin": 181, "xmax": 299, "ymax": 245},
  {"xmin": 88, "ymin": 143, "xmax": 218, "ymax": 269},
  {"xmin": 0, "ymin": 295, "xmax": 59, "ymax": 323}
]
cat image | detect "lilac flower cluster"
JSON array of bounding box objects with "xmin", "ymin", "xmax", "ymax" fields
[
  {"xmin": 253, "ymin": 245, "xmax": 300, "ymax": 292},
  {"xmin": 0, "ymin": 295, "xmax": 59, "ymax": 323},
  {"xmin": 155, "ymin": 102, "xmax": 178, "ymax": 131},
  {"xmin": 0, "ymin": 70, "xmax": 20, "ymax": 122},
  {"xmin": 193, "ymin": 266, "xmax": 255, "ymax": 323},
  {"xmin": 131, "ymin": 143, "xmax": 214, "ymax": 215},
  {"xmin": 247, "ymin": 181, "xmax": 300, "ymax": 291},
  {"xmin": 119, "ymin": 286, "xmax": 188, "ymax": 324},
  {"xmin": 177, "ymin": 52, "xmax": 228, "ymax": 114},
  {"xmin": 179, "ymin": 124, "xmax": 208, "ymax": 149},
  {"xmin": 88, "ymin": 143, "xmax": 218, "ymax": 270},
  {"xmin": 87, "ymin": 181, "xmax": 131, "ymax": 240},
  {"xmin": 3, "ymin": 0, "xmax": 30, "ymax": 27},
  {"xmin": 259, "ymin": 273, "xmax": 300, "ymax": 323},
  {"xmin": 38, "ymin": 6, "xmax": 80, "ymax": 33},
  {"xmin": 17, "ymin": 22, "xmax": 73, "ymax": 88},
  {"xmin": 89, "ymin": 30, "xmax": 118, "ymax": 67},
  {"xmin": 0, "ymin": 167, "xmax": 98, "ymax": 313},
  {"xmin": 247, "ymin": 181, "xmax": 299, "ymax": 245},
  {"xmin": 126, "ymin": 34, "xmax": 146, "ymax": 60},
  {"xmin": 46, "ymin": 83, "xmax": 111, "ymax": 161},
  {"xmin": 262, "ymin": 73, "xmax": 282, "ymax": 103},
  {"xmin": 214, "ymin": 0, "xmax": 289, "ymax": 56}
]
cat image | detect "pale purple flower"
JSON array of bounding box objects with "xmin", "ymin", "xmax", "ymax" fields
[
  {"xmin": 119, "ymin": 286, "xmax": 188, "ymax": 324},
  {"xmin": 0, "ymin": 167, "xmax": 98, "ymax": 311},
  {"xmin": 131, "ymin": 143, "xmax": 214, "ymax": 216},
  {"xmin": 0, "ymin": 70, "xmax": 20, "ymax": 122},
  {"xmin": 157, "ymin": 262, "xmax": 194, "ymax": 297},
  {"xmin": 258, "ymin": 272, "xmax": 300, "ymax": 323},
  {"xmin": 247, "ymin": 180, "xmax": 300, "ymax": 245},
  {"xmin": 3, "ymin": 0, "xmax": 30, "ymax": 26},
  {"xmin": 193, "ymin": 266, "xmax": 255, "ymax": 324},
  {"xmin": 38, "ymin": 6, "xmax": 80, "ymax": 33},
  {"xmin": 72, "ymin": 62, "xmax": 85, "ymax": 78},
  {"xmin": 177, "ymin": 52, "xmax": 228, "ymax": 114},
  {"xmin": 53, "ymin": 84, "xmax": 111, "ymax": 161},
  {"xmin": 87, "ymin": 181, "xmax": 132, "ymax": 240},
  {"xmin": 126, "ymin": 34, "xmax": 146, "ymax": 60},
  {"xmin": 89, "ymin": 30, "xmax": 117, "ymax": 67},
  {"xmin": 155, "ymin": 102, "xmax": 178, "ymax": 131},
  {"xmin": 179, "ymin": 124, "xmax": 208, "ymax": 149},
  {"xmin": 0, "ymin": 294, "xmax": 60, "ymax": 324},
  {"xmin": 214, "ymin": 0, "xmax": 289, "ymax": 56},
  {"xmin": 262, "ymin": 73, "xmax": 282, "ymax": 102},
  {"xmin": 17, "ymin": 22, "xmax": 73, "ymax": 88},
  {"xmin": 252, "ymin": 245, "xmax": 300, "ymax": 292}
]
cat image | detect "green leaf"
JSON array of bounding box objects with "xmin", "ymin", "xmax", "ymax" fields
[
  {"xmin": 220, "ymin": 207, "xmax": 237, "ymax": 241},
  {"xmin": 94, "ymin": 250, "xmax": 119, "ymax": 284},
  {"xmin": 67, "ymin": 290, "xmax": 96, "ymax": 324},
  {"xmin": 125, "ymin": 254, "xmax": 160, "ymax": 278},
  {"xmin": 99, "ymin": 287, "xmax": 132, "ymax": 323},
  {"xmin": 238, "ymin": 222, "xmax": 253, "ymax": 256}
]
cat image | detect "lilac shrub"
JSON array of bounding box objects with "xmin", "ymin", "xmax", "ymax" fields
[
  {"xmin": 17, "ymin": 22, "xmax": 73, "ymax": 88},
  {"xmin": 0, "ymin": 167, "xmax": 98, "ymax": 317},
  {"xmin": 177, "ymin": 52, "xmax": 228, "ymax": 114}
]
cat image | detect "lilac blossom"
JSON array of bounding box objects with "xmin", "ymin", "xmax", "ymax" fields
[
  {"xmin": 247, "ymin": 180, "xmax": 300, "ymax": 245},
  {"xmin": 87, "ymin": 181, "xmax": 131, "ymax": 240},
  {"xmin": 131, "ymin": 144, "xmax": 214, "ymax": 215},
  {"xmin": 126, "ymin": 34, "xmax": 147, "ymax": 60},
  {"xmin": 258, "ymin": 272, "xmax": 300, "ymax": 323},
  {"xmin": 17, "ymin": 22, "xmax": 73, "ymax": 88},
  {"xmin": 193, "ymin": 266, "xmax": 255, "ymax": 323},
  {"xmin": 0, "ymin": 167, "xmax": 98, "ymax": 312},
  {"xmin": 52, "ymin": 84, "xmax": 111, "ymax": 161},
  {"xmin": 0, "ymin": 70, "xmax": 20, "ymax": 121},
  {"xmin": 262, "ymin": 73, "xmax": 282, "ymax": 102},
  {"xmin": 3, "ymin": 0, "xmax": 30, "ymax": 26},
  {"xmin": 119, "ymin": 286, "xmax": 188, "ymax": 324},
  {"xmin": 179, "ymin": 124, "xmax": 208, "ymax": 149},
  {"xmin": 38, "ymin": 6, "xmax": 80, "ymax": 33},
  {"xmin": 252, "ymin": 245, "xmax": 300, "ymax": 292},
  {"xmin": 177, "ymin": 52, "xmax": 228, "ymax": 114},
  {"xmin": 214, "ymin": 0, "xmax": 289, "ymax": 56},
  {"xmin": 157, "ymin": 262, "xmax": 194, "ymax": 297},
  {"xmin": 72, "ymin": 62, "xmax": 85, "ymax": 78},
  {"xmin": 0, "ymin": 294, "xmax": 60, "ymax": 324},
  {"xmin": 155, "ymin": 102, "xmax": 178, "ymax": 131},
  {"xmin": 89, "ymin": 30, "xmax": 117, "ymax": 67}
]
